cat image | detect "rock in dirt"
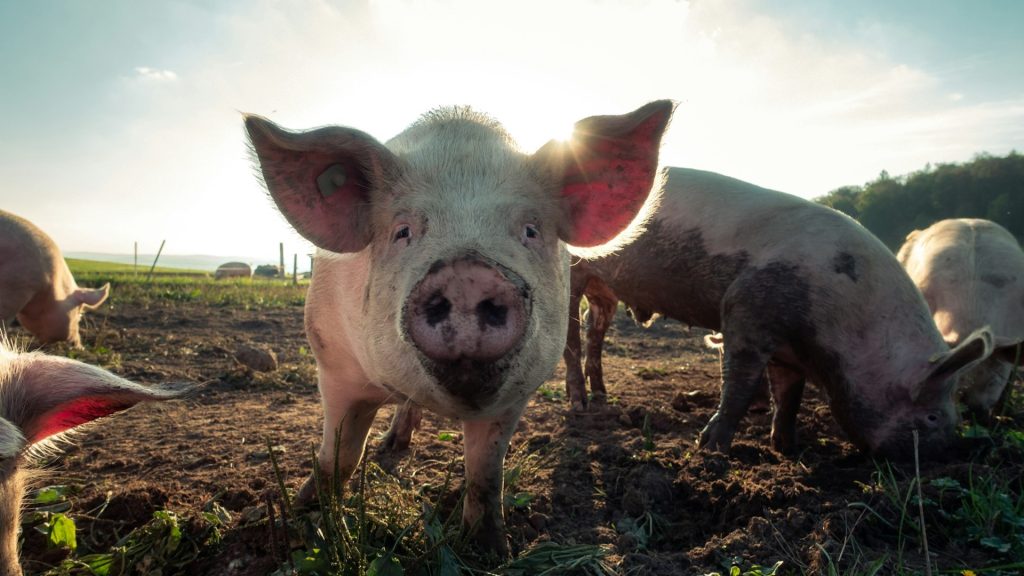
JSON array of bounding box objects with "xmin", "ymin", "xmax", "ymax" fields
[{"xmin": 234, "ymin": 343, "xmax": 278, "ymax": 372}]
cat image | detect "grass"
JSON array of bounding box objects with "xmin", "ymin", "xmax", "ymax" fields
[{"xmin": 68, "ymin": 258, "xmax": 308, "ymax": 309}]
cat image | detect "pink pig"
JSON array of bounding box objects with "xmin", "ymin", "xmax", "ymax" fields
[
  {"xmin": 246, "ymin": 101, "xmax": 674, "ymax": 555},
  {"xmin": 0, "ymin": 210, "xmax": 109, "ymax": 348}
]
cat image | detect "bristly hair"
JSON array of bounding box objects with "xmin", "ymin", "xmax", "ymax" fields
[{"xmin": 565, "ymin": 166, "xmax": 667, "ymax": 260}]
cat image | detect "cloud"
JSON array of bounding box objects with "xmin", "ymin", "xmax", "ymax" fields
[{"xmin": 133, "ymin": 66, "xmax": 177, "ymax": 81}]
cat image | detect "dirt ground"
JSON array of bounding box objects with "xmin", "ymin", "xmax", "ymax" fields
[{"xmin": 14, "ymin": 299, "xmax": 1023, "ymax": 575}]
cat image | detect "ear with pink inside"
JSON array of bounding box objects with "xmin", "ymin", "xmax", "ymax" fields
[
  {"xmin": 533, "ymin": 100, "xmax": 676, "ymax": 249},
  {"xmin": 914, "ymin": 326, "xmax": 995, "ymax": 403},
  {"xmin": 5, "ymin": 352, "xmax": 195, "ymax": 448},
  {"xmin": 73, "ymin": 283, "xmax": 110, "ymax": 310},
  {"xmin": 244, "ymin": 114, "xmax": 401, "ymax": 254}
]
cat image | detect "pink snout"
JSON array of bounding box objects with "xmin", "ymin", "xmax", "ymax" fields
[{"xmin": 406, "ymin": 257, "xmax": 528, "ymax": 364}]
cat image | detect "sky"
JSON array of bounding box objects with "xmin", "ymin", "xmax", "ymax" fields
[{"xmin": 1, "ymin": 0, "xmax": 1022, "ymax": 259}]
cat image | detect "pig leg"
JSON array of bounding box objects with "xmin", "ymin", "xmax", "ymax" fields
[
  {"xmin": 767, "ymin": 362, "xmax": 806, "ymax": 454},
  {"xmin": 378, "ymin": 403, "xmax": 422, "ymax": 452},
  {"xmin": 583, "ymin": 279, "xmax": 618, "ymax": 405},
  {"xmin": 296, "ymin": 373, "xmax": 388, "ymax": 503},
  {"xmin": 462, "ymin": 406, "xmax": 522, "ymax": 558},
  {"xmin": 698, "ymin": 343, "xmax": 772, "ymax": 452},
  {"xmin": 563, "ymin": 286, "xmax": 587, "ymax": 409}
]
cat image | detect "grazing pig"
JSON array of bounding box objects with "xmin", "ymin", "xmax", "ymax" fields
[
  {"xmin": 245, "ymin": 101, "xmax": 674, "ymax": 555},
  {"xmin": 563, "ymin": 167, "xmax": 994, "ymax": 458},
  {"xmin": 0, "ymin": 210, "xmax": 110, "ymax": 347},
  {"xmin": 897, "ymin": 218, "xmax": 1024, "ymax": 418},
  {"xmin": 0, "ymin": 338, "xmax": 192, "ymax": 576}
]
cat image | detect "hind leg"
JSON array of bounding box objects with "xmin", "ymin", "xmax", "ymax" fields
[
  {"xmin": 698, "ymin": 343, "xmax": 773, "ymax": 452},
  {"xmin": 379, "ymin": 403, "xmax": 422, "ymax": 452},
  {"xmin": 583, "ymin": 279, "xmax": 617, "ymax": 404},
  {"xmin": 767, "ymin": 362, "xmax": 806, "ymax": 454}
]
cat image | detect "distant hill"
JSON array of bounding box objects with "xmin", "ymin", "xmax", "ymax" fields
[{"xmin": 63, "ymin": 252, "xmax": 306, "ymax": 273}]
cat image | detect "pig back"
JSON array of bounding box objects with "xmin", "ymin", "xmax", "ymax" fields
[{"xmin": 899, "ymin": 218, "xmax": 1024, "ymax": 346}]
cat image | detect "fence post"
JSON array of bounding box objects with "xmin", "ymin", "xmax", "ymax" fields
[
  {"xmin": 293, "ymin": 254, "xmax": 298, "ymax": 286},
  {"xmin": 279, "ymin": 242, "xmax": 285, "ymax": 280},
  {"xmin": 146, "ymin": 240, "xmax": 166, "ymax": 283}
]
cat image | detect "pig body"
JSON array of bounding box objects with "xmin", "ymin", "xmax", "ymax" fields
[
  {"xmin": 565, "ymin": 167, "xmax": 993, "ymax": 458},
  {"xmin": 897, "ymin": 218, "xmax": 1024, "ymax": 417},
  {"xmin": 0, "ymin": 211, "xmax": 109, "ymax": 347},
  {"xmin": 0, "ymin": 338, "xmax": 192, "ymax": 576},
  {"xmin": 246, "ymin": 102, "xmax": 673, "ymax": 554}
]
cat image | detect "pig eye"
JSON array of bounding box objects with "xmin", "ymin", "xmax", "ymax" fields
[
  {"xmin": 393, "ymin": 224, "xmax": 412, "ymax": 244},
  {"xmin": 522, "ymin": 224, "xmax": 539, "ymax": 243}
]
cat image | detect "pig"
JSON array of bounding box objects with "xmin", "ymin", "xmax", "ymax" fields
[
  {"xmin": 560, "ymin": 167, "xmax": 994, "ymax": 458},
  {"xmin": 897, "ymin": 218, "xmax": 1024, "ymax": 419},
  {"xmin": 214, "ymin": 261, "xmax": 253, "ymax": 280},
  {"xmin": 245, "ymin": 101, "xmax": 674, "ymax": 555},
  {"xmin": 0, "ymin": 338, "xmax": 192, "ymax": 576},
  {"xmin": 0, "ymin": 210, "xmax": 110, "ymax": 348}
]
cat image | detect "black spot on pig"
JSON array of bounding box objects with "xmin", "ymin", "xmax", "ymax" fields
[
  {"xmin": 981, "ymin": 273, "xmax": 1010, "ymax": 289},
  {"xmin": 832, "ymin": 252, "xmax": 858, "ymax": 282}
]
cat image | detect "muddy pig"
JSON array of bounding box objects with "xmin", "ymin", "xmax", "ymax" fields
[
  {"xmin": 245, "ymin": 101, "xmax": 674, "ymax": 554},
  {"xmin": 0, "ymin": 210, "xmax": 110, "ymax": 347},
  {"xmin": 0, "ymin": 338, "xmax": 193, "ymax": 576},
  {"xmin": 897, "ymin": 218, "xmax": 1024, "ymax": 419},
  {"xmin": 561, "ymin": 167, "xmax": 994, "ymax": 458}
]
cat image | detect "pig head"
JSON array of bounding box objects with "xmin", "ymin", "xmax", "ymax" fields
[
  {"xmin": 246, "ymin": 101, "xmax": 673, "ymax": 555},
  {"xmin": 0, "ymin": 339, "xmax": 192, "ymax": 576},
  {"xmin": 898, "ymin": 218, "xmax": 1024, "ymax": 418}
]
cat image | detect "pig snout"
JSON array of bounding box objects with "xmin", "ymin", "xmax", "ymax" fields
[{"xmin": 406, "ymin": 257, "xmax": 529, "ymax": 365}]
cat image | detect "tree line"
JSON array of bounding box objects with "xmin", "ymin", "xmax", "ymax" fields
[{"xmin": 815, "ymin": 151, "xmax": 1024, "ymax": 250}]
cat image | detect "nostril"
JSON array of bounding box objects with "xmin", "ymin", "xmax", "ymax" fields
[
  {"xmin": 423, "ymin": 292, "xmax": 451, "ymax": 327},
  {"xmin": 477, "ymin": 299, "xmax": 508, "ymax": 328}
]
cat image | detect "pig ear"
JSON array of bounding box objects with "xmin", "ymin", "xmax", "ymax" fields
[
  {"xmin": 245, "ymin": 115, "xmax": 400, "ymax": 254},
  {"xmin": 535, "ymin": 100, "xmax": 675, "ymax": 248},
  {"xmin": 73, "ymin": 283, "xmax": 109, "ymax": 310},
  {"xmin": 0, "ymin": 417, "xmax": 25, "ymax": 460},
  {"xmin": 914, "ymin": 327, "xmax": 995, "ymax": 402},
  {"xmin": 11, "ymin": 354, "xmax": 194, "ymax": 445}
]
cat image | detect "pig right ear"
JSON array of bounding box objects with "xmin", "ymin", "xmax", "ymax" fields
[
  {"xmin": 11, "ymin": 354, "xmax": 195, "ymax": 445},
  {"xmin": 245, "ymin": 115, "xmax": 400, "ymax": 254},
  {"xmin": 914, "ymin": 327, "xmax": 995, "ymax": 402}
]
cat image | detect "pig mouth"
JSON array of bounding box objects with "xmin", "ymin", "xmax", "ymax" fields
[{"xmin": 419, "ymin": 353, "xmax": 517, "ymax": 411}]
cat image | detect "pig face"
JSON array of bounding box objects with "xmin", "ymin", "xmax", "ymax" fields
[
  {"xmin": 865, "ymin": 328, "xmax": 993, "ymax": 458},
  {"xmin": 247, "ymin": 103, "xmax": 673, "ymax": 417},
  {"xmin": 17, "ymin": 284, "xmax": 109, "ymax": 348}
]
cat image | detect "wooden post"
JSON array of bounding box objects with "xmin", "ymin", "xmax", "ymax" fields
[
  {"xmin": 146, "ymin": 240, "xmax": 166, "ymax": 282},
  {"xmin": 309, "ymin": 254, "xmax": 314, "ymax": 277},
  {"xmin": 292, "ymin": 254, "xmax": 298, "ymax": 286},
  {"xmin": 134, "ymin": 241, "xmax": 138, "ymax": 276},
  {"xmin": 279, "ymin": 243, "xmax": 285, "ymax": 279}
]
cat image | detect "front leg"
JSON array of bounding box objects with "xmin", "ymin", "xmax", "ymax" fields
[
  {"xmin": 583, "ymin": 281, "xmax": 618, "ymax": 404},
  {"xmin": 563, "ymin": 282, "xmax": 587, "ymax": 409},
  {"xmin": 461, "ymin": 406, "xmax": 524, "ymax": 558},
  {"xmin": 297, "ymin": 386, "xmax": 386, "ymax": 504}
]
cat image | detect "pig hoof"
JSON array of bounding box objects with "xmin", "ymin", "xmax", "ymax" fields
[
  {"xmin": 770, "ymin": 432, "xmax": 796, "ymax": 456},
  {"xmin": 294, "ymin": 474, "xmax": 322, "ymax": 506},
  {"xmin": 697, "ymin": 427, "xmax": 732, "ymax": 453},
  {"xmin": 377, "ymin": 429, "xmax": 412, "ymax": 453},
  {"xmin": 590, "ymin": 393, "xmax": 608, "ymax": 408},
  {"xmin": 569, "ymin": 399, "xmax": 588, "ymax": 412}
]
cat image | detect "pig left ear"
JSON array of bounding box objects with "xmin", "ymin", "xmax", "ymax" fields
[
  {"xmin": 73, "ymin": 283, "xmax": 110, "ymax": 310},
  {"xmin": 534, "ymin": 100, "xmax": 676, "ymax": 248},
  {"xmin": 10, "ymin": 354, "xmax": 194, "ymax": 445},
  {"xmin": 914, "ymin": 327, "xmax": 994, "ymax": 402}
]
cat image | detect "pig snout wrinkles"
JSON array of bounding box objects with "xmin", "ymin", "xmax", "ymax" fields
[{"xmin": 406, "ymin": 258, "xmax": 529, "ymax": 364}]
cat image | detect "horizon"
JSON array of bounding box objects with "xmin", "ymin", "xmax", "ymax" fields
[{"xmin": 2, "ymin": 0, "xmax": 1022, "ymax": 255}]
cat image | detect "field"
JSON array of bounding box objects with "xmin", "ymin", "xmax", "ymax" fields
[{"xmin": 12, "ymin": 261, "xmax": 1024, "ymax": 575}]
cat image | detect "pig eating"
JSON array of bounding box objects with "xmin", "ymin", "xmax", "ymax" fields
[
  {"xmin": 563, "ymin": 167, "xmax": 995, "ymax": 459},
  {"xmin": 245, "ymin": 101, "xmax": 674, "ymax": 555},
  {"xmin": 0, "ymin": 338, "xmax": 193, "ymax": 576},
  {"xmin": 897, "ymin": 218, "xmax": 1024, "ymax": 419},
  {"xmin": 0, "ymin": 210, "xmax": 110, "ymax": 348}
]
